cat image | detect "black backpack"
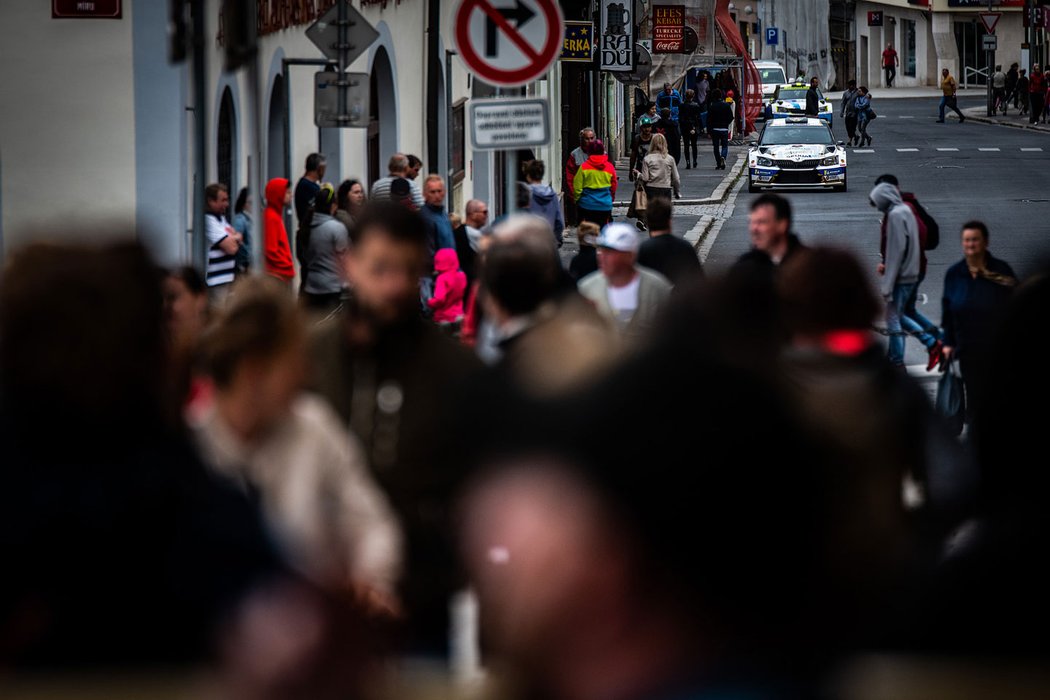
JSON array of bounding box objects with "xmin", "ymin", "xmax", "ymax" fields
[{"xmin": 911, "ymin": 197, "xmax": 940, "ymax": 250}]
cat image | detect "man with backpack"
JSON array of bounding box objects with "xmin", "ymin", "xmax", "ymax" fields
[{"xmin": 874, "ymin": 174, "xmax": 944, "ymax": 370}]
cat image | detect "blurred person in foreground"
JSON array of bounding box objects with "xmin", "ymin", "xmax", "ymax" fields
[
  {"xmin": 578, "ymin": 222, "xmax": 672, "ymax": 346},
  {"xmin": 636, "ymin": 196, "xmax": 703, "ymax": 288},
  {"xmin": 0, "ymin": 241, "xmax": 283, "ymax": 667},
  {"xmin": 940, "ymin": 220, "xmax": 1016, "ymax": 423},
  {"xmin": 744, "ymin": 193, "xmax": 807, "ymax": 267},
  {"xmin": 192, "ymin": 277, "xmax": 402, "ymax": 609},
  {"xmin": 308, "ymin": 202, "xmax": 482, "ymax": 658}
]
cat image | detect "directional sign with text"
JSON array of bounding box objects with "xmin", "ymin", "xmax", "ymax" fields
[
  {"xmin": 470, "ymin": 98, "xmax": 550, "ymax": 150},
  {"xmin": 454, "ymin": 0, "xmax": 564, "ymax": 87}
]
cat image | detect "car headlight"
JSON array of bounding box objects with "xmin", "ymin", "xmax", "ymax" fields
[
  {"xmin": 757, "ymin": 157, "xmax": 773, "ymax": 167},
  {"xmin": 821, "ymin": 156, "xmax": 838, "ymax": 166}
]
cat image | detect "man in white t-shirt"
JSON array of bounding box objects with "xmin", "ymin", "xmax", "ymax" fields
[
  {"xmin": 578, "ymin": 222, "xmax": 672, "ymax": 345},
  {"xmin": 204, "ymin": 183, "xmax": 243, "ymax": 303}
]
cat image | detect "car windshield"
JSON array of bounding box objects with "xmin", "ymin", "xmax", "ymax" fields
[
  {"xmin": 761, "ymin": 126, "xmax": 834, "ymax": 146},
  {"xmin": 760, "ymin": 68, "xmax": 786, "ymax": 84},
  {"xmin": 776, "ymin": 87, "xmax": 821, "ymax": 100}
]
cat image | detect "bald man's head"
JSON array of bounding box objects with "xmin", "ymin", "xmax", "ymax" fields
[{"xmin": 465, "ymin": 199, "xmax": 489, "ymax": 228}]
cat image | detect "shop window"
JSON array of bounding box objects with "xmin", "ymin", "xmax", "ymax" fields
[
  {"xmin": 452, "ymin": 100, "xmax": 466, "ymax": 185},
  {"xmin": 903, "ymin": 19, "xmax": 917, "ymax": 78}
]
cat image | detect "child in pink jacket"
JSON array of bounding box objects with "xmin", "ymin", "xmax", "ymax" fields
[{"xmin": 427, "ymin": 248, "xmax": 466, "ymax": 323}]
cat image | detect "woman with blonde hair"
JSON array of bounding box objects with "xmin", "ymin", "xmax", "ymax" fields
[{"xmin": 632, "ymin": 133, "xmax": 681, "ymax": 223}]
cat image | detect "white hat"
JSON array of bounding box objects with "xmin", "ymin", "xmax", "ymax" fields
[{"xmin": 597, "ymin": 222, "xmax": 640, "ymax": 253}]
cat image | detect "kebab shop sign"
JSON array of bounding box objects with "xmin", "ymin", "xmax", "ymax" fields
[{"xmin": 653, "ymin": 5, "xmax": 684, "ymax": 53}]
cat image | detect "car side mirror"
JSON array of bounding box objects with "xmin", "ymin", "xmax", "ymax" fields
[{"xmin": 750, "ymin": 141, "xmax": 758, "ymax": 147}]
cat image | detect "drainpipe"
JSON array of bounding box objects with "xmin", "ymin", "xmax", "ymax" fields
[{"xmin": 427, "ymin": 0, "xmax": 441, "ymax": 176}]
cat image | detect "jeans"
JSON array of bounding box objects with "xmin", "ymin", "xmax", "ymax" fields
[
  {"xmin": 700, "ymin": 110, "xmax": 708, "ymax": 132},
  {"xmin": 711, "ymin": 128, "xmax": 729, "ymax": 162},
  {"xmin": 886, "ymin": 281, "xmax": 917, "ymax": 366},
  {"xmin": 939, "ymin": 95, "xmax": 964, "ymax": 121},
  {"xmin": 901, "ymin": 284, "xmax": 942, "ymax": 350},
  {"xmin": 885, "ymin": 65, "xmax": 896, "ymax": 86}
]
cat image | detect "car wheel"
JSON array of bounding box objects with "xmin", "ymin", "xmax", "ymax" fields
[
  {"xmin": 838, "ymin": 173, "xmax": 848, "ymax": 192},
  {"xmin": 748, "ymin": 175, "xmax": 758, "ymax": 193}
]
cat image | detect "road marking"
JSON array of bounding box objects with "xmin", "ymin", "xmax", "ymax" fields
[
  {"xmin": 937, "ymin": 147, "xmax": 959, "ymax": 151},
  {"xmin": 1021, "ymin": 147, "xmax": 1044, "ymax": 152},
  {"xmin": 978, "ymin": 147, "xmax": 1000, "ymax": 151},
  {"xmin": 898, "ymin": 116, "xmax": 916, "ymax": 119},
  {"xmin": 853, "ymin": 149, "xmax": 875, "ymax": 153},
  {"xmin": 897, "ymin": 148, "xmax": 920, "ymax": 152}
]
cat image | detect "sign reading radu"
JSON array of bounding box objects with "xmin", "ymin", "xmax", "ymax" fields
[
  {"xmin": 653, "ymin": 5, "xmax": 684, "ymax": 53},
  {"xmin": 600, "ymin": 2, "xmax": 634, "ymax": 72}
]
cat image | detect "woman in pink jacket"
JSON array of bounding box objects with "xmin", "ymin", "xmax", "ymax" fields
[{"xmin": 427, "ymin": 248, "xmax": 467, "ymax": 324}]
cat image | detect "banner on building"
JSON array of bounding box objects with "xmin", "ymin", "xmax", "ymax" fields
[
  {"xmin": 653, "ymin": 5, "xmax": 685, "ymax": 53},
  {"xmin": 600, "ymin": 2, "xmax": 634, "ymax": 71},
  {"xmin": 562, "ymin": 21, "xmax": 594, "ymax": 62}
]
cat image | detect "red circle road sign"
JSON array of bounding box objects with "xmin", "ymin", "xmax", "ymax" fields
[{"xmin": 453, "ymin": 0, "xmax": 564, "ymax": 87}]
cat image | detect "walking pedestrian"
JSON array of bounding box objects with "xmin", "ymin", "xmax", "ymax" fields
[
  {"xmin": 371, "ymin": 153, "xmax": 425, "ymax": 209},
  {"xmin": 193, "ymin": 277, "xmax": 402, "ymax": 599},
  {"xmin": 937, "ymin": 68, "xmax": 966, "ymax": 123},
  {"xmin": 991, "ymin": 65, "xmax": 1007, "ymax": 115},
  {"xmin": 294, "ymin": 153, "xmax": 326, "ymax": 224},
  {"xmin": 524, "ymin": 159, "xmax": 565, "ymax": 247},
  {"xmin": 882, "ymin": 43, "xmax": 899, "ymax": 87},
  {"xmin": 637, "ymin": 196, "xmax": 703, "ymax": 288},
  {"xmin": 869, "ymin": 182, "xmax": 921, "ymax": 368},
  {"xmin": 874, "ymin": 174, "xmax": 944, "ymax": 370},
  {"xmin": 1016, "ymin": 69, "xmax": 1031, "ymax": 115},
  {"xmin": 569, "ymin": 221, "xmax": 601, "ymax": 282},
  {"xmin": 203, "ymin": 183, "xmax": 242, "ymax": 303},
  {"xmin": 307, "ymin": 202, "xmax": 482, "ymax": 657},
  {"xmin": 656, "ymin": 82, "xmax": 683, "ymax": 122},
  {"xmin": 941, "ymin": 220, "xmax": 1016, "ymax": 419},
  {"xmin": 453, "ymin": 199, "xmax": 487, "ymax": 286},
  {"xmin": 855, "ymin": 87, "xmax": 874, "ymax": 146},
  {"xmin": 1005, "ymin": 62, "xmax": 1019, "ymax": 111},
  {"xmin": 841, "ymin": 79, "xmax": 860, "ymax": 146},
  {"xmin": 335, "ymin": 178, "xmax": 366, "ymax": 231},
  {"xmin": 679, "ymin": 89, "xmax": 702, "ymax": 168},
  {"xmin": 634, "ymin": 133, "xmax": 681, "ymax": 205},
  {"xmin": 657, "ymin": 108, "xmax": 683, "ymax": 164},
  {"xmin": 637, "ymin": 102, "xmax": 661, "ymax": 132},
  {"xmin": 806, "ymin": 77, "xmax": 821, "ymax": 116},
  {"xmin": 298, "ymin": 183, "xmax": 349, "ymax": 312},
  {"xmin": 564, "ymin": 127, "xmax": 596, "ymax": 223},
  {"xmin": 696, "ymin": 71, "xmax": 711, "ymax": 134},
  {"xmin": 232, "ymin": 187, "xmax": 253, "ymax": 274},
  {"xmin": 707, "ymin": 89, "xmax": 733, "ymax": 169},
  {"xmin": 1028, "ymin": 64, "xmax": 1045, "ymax": 125},
  {"xmin": 578, "ymin": 222, "xmax": 672, "ymax": 345},
  {"xmin": 572, "ymin": 138, "xmax": 617, "ymax": 227},
  {"xmin": 629, "ymin": 119, "xmax": 655, "ymax": 230},
  {"xmin": 263, "ymin": 177, "xmax": 295, "ymax": 285}
]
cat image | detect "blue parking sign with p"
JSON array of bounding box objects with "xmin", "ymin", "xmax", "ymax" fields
[{"xmin": 766, "ymin": 27, "xmax": 779, "ymax": 45}]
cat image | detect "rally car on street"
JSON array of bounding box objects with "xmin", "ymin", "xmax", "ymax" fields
[
  {"xmin": 748, "ymin": 117, "xmax": 847, "ymax": 193},
  {"xmin": 763, "ymin": 81, "xmax": 833, "ymax": 125}
]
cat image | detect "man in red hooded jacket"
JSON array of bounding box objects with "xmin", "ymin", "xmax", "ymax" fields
[{"xmin": 264, "ymin": 178, "xmax": 295, "ymax": 283}]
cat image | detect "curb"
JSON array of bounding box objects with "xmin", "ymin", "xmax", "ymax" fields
[
  {"xmin": 612, "ymin": 154, "xmax": 747, "ymax": 208},
  {"xmin": 961, "ymin": 108, "xmax": 1050, "ymax": 133},
  {"xmin": 690, "ymin": 165, "xmax": 746, "ymax": 253}
]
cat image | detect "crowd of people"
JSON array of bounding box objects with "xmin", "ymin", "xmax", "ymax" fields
[{"xmin": 1, "ymin": 137, "xmax": 1048, "ymax": 698}]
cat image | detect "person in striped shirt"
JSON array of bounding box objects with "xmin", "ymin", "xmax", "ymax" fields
[
  {"xmin": 204, "ymin": 183, "xmax": 242, "ymax": 304},
  {"xmin": 370, "ymin": 153, "xmax": 425, "ymax": 209}
]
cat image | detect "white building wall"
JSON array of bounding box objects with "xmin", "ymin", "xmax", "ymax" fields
[{"xmin": 0, "ymin": 1, "xmax": 138, "ymax": 253}]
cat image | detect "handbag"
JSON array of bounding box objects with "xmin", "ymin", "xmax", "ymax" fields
[
  {"xmin": 868, "ymin": 107, "xmax": 878, "ymax": 120},
  {"xmin": 634, "ymin": 184, "xmax": 649, "ymax": 214},
  {"xmin": 935, "ymin": 354, "xmax": 966, "ymax": 436}
]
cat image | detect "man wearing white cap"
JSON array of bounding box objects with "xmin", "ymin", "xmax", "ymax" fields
[{"xmin": 578, "ymin": 222, "xmax": 672, "ymax": 345}]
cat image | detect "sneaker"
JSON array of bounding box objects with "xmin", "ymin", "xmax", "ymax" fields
[
  {"xmin": 926, "ymin": 340, "xmax": 944, "ymax": 372},
  {"xmin": 635, "ymin": 220, "xmax": 647, "ymax": 231}
]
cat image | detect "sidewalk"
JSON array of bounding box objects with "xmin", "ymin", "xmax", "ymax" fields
[
  {"xmin": 824, "ymin": 86, "xmax": 945, "ymax": 100},
  {"xmin": 610, "ymin": 141, "xmax": 747, "ymax": 206},
  {"xmin": 961, "ymin": 104, "xmax": 1050, "ymax": 133}
]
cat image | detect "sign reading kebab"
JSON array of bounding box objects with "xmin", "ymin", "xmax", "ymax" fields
[
  {"xmin": 653, "ymin": 5, "xmax": 685, "ymax": 54},
  {"xmin": 453, "ymin": 0, "xmax": 564, "ymax": 87}
]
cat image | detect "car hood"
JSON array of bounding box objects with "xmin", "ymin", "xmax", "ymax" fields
[{"xmin": 752, "ymin": 143, "xmax": 835, "ymax": 159}]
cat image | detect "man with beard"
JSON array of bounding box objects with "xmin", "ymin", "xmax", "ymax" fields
[{"xmin": 308, "ymin": 203, "xmax": 482, "ymax": 659}]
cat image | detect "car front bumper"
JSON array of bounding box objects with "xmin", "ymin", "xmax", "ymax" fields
[{"xmin": 750, "ymin": 165, "xmax": 846, "ymax": 187}]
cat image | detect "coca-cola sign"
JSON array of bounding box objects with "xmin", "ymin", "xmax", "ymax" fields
[{"xmin": 652, "ymin": 5, "xmax": 684, "ymax": 54}]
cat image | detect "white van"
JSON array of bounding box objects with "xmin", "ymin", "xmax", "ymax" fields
[{"xmin": 754, "ymin": 60, "xmax": 788, "ymax": 100}]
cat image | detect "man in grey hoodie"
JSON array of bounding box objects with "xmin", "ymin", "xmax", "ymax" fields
[
  {"xmin": 870, "ymin": 182, "xmax": 921, "ymax": 367},
  {"xmin": 525, "ymin": 159, "xmax": 565, "ymax": 247}
]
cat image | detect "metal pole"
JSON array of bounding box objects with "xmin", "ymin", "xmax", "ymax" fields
[
  {"xmin": 248, "ymin": 51, "xmax": 264, "ymax": 273},
  {"xmin": 446, "ymin": 50, "xmax": 456, "ymax": 213},
  {"xmin": 191, "ymin": 0, "xmax": 208, "ymax": 275}
]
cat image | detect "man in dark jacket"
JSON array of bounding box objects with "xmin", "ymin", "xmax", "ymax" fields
[
  {"xmin": 295, "ymin": 152, "xmax": 326, "ymax": 223},
  {"xmin": 309, "ymin": 203, "xmax": 482, "ymax": 657},
  {"xmin": 707, "ymin": 89, "xmax": 734, "ymax": 169},
  {"xmin": 656, "ymin": 108, "xmax": 682, "ymax": 164},
  {"xmin": 637, "ymin": 196, "xmax": 703, "ymax": 288},
  {"xmin": 679, "ymin": 89, "xmax": 703, "ymax": 169},
  {"xmin": 805, "ymin": 77, "xmax": 821, "ymax": 116},
  {"xmin": 745, "ymin": 193, "xmax": 806, "ymax": 266},
  {"xmin": 1005, "ymin": 62, "xmax": 1019, "ymax": 110}
]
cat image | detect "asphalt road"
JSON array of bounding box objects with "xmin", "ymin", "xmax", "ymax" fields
[{"xmin": 702, "ymin": 94, "xmax": 1050, "ymax": 369}]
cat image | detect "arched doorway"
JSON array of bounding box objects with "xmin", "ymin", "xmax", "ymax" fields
[
  {"xmin": 217, "ymin": 87, "xmax": 236, "ymax": 195},
  {"xmin": 367, "ymin": 47, "xmax": 397, "ymax": 187},
  {"xmin": 267, "ymin": 75, "xmax": 287, "ymax": 182}
]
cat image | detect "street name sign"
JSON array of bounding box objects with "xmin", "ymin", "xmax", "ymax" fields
[
  {"xmin": 979, "ymin": 12, "xmax": 1001, "ymax": 34},
  {"xmin": 470, "ymin": 98, "xmax": 550, "ymax": 150},
  {"xmin": 453, "ymin": 0, "xmax": 564, "ymax": 87},
  {"xmin": 306, "ymin": 1, "xmax": 379, "ymax": 65}
]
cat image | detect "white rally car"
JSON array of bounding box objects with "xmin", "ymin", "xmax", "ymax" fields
[
  {"xmin": 763, "ymin": 81, "xmax": 833, "ymax": 126},
  {"xmin": 748, "ymin": 117, "xmax": 847, "ymax": 193}
]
